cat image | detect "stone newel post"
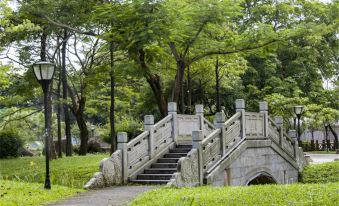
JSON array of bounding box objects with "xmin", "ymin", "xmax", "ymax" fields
[
  {"xmin": 192, "ymin": 130, "xmax": 203, "ymax": 185},
  {"xmin": 235, "ymin": 99, "xmax": 246, "ymax": 139},
  {"xmin": 195, "ymin": 104, "xmax": 204, "ymax": 133},
  {"xmin": 275, "ymin": 116, "xmax": 284, "ymax": 146},
  {"xmin": 168, "ymin": 102, "xmax": 178, "ymax": 142},
  {"xmin": 259, "ymin": 101, "xmax": 268, "ymax": 138},
  {"xmin": 144, "ymin": 115, "xmax": 155, "ymax": 159},
  {"xmin": 117, "ymin": 132, "xmax": 128, "ymax": 184},
  {"xmin": 215, "ymin": 112, "xmax": 226, "ymax": 155}
]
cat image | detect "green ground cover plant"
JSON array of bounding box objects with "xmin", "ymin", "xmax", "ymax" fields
[
  {"xmin": 0, "ymin": 154, "xmax": 108, "ymax": 188},
  {"xmin": 0, "ymin": 180, "xmax": 83, "ymax": 206},
  {"xmin": 130, "ymin": 183, "xmax": 339, "ymax": 206},
  {"xmin": 301, "ymin": 161, "xmax": 339, "ymax": 184}
]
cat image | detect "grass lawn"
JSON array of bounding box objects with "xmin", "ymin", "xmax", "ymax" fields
[
  {"xmin": 0, "ymin": 154, "xmax": 108, "ymax": 188},
  {"xmin": 301, "ymin": 161, "xmax": 339, "ymax": 183},
  {"xmin": 130, "ymin": 183, "xmax": 339, "ymax": 206},
  {"xmin": 0, "ymin": 180, "xmax": 83, "ymax": 206},
  {"xmin": 131, "ymin": 162, "xmax": 339, "ymax": 206}
]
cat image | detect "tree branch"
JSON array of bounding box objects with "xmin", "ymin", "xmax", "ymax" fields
[
  {"xmin": 43, "ymin": 15, "xmax": 96, "ymax": 36},
  {"xmin": 190, "ymin": 39, "xmax": 279, "ymax": 64}
]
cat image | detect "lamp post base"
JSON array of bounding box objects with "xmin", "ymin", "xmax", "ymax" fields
[{"xmin": 44, "ymin": 178, "xmax": 51, "ymax": 189}]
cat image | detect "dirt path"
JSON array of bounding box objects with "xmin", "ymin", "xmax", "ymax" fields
[{"xmin": 49, "ymin": 185, "xmax": 158, "ymax": 206}]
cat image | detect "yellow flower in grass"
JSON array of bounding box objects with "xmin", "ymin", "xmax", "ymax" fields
[{"xmin": 30, "ymin": 161, "xmax": 35, "ymax": 166}]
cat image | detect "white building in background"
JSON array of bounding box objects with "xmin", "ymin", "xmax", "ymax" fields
[{"xmin": 300, "ymin": 122, "xmax": 339, "ymax": 142}]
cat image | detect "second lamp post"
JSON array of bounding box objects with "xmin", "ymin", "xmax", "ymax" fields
[
  {"xmin": 33, "ymin": 61, "xmax": 55, "ymax": 189},
  {"xmin": 293, "ymin": 105, "xmax": 304, "ymax": 146}
]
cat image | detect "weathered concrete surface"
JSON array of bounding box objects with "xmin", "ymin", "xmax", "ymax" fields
[
  {"xmin": 227, "ymin": 147, "xmax": 298, "ymax": 185},
  {"xmin": 168, "ymin": 149, "xmax": 199, "ymax": 187},
  {"xmin": 306, "ymin": 153, "xmax": 339, "ymax": 164},
  {"xmin": 49, "ymin": 186, "xmax": 157, "ymax": 206},
  {"xmin": 206, "ymin": 140, "xmax": 299, "ymax": 186}
]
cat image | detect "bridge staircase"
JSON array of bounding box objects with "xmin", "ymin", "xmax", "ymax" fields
[{"xmin": 130, "ymin": 144, "xmax": 192, "ymax": 184}]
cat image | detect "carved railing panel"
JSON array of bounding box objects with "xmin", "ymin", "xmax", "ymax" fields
[
  {"xmin": 268, "ymin": 118, "xmax": 280, "ymax": 144},
  {"xmin": 153, "ymin": 115, "xmax": 173, "ymax": 156},
  {"xmin": 127, "ymin": 131, "xmax": 150, "ymax": 174},
  {"xmin": 224, "ymin": 120, "xmax": 241, "ymax": 151},
  {"xmin": 177, "ymin": 115, "xmax": 200, "ymax": 136},
  {"xmin": 201, "ymin": 129, "xmax": 221, "ymax": 172},
  {"xmin": 282, "ymin": 133, "xmax": 294, "ymax": 157},
  {"xmin": 245, "ymin": 112, "xmax": 264, "ymax": 138},
  {"xmin": 203, "ymin": 118, "xmax": 216, "ymax": 137}
]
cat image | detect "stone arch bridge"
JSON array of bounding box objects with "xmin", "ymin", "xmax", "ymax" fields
[{"xmin": 85, "ymin": 99, "xmax": 306, "ymax": 189}]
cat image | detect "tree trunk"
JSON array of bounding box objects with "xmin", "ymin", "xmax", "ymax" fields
[
  {"xmin": 328, "ymin": 124, "xmax": 338, "ymax": 149},
  {"xmin": 56, "ymin": 37, "xmax": 62, "ymax": 158},
  {"xmin": 138, "ymin": 49, "xmax": 167, "ymax": 117},
  {"xmin": 76, "ymin": 112, "xmax": 88, "ymax": 155},
  {"xmin": 215, "ymin": 56, "xmax": 221, "ymax": 112},
  {"xmin": 110, "ymin": 41, "xmax": 116, "ymax": 154},
  {"xmin": 62, "ymin": 29, "xmax": 72, "ymax": 156},
  {"xmin": 171, "ymin": 61, "xmax": 185, "ymax": 104},
  {"xmin": 145, "ymin": 75, "xmax": 168, "ymax": 117},
  {"xmin": 181, "ymin": 80, "xmax": 185, "ymax": 114},
  {"xmin": 187, "ymin": 63, "xmax": 192, "ymax": 114}
]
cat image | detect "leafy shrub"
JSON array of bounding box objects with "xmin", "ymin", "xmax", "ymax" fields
[
  {"xmin": 87, "ymin": 139, "xmax": 102, "ymax": 153},
  {"xmin": 100, "ymin": 117, "xmax": 143, "ymax": 143},
  {"xmin": 0, "ymin": 130, "xmax": 23, "ymax": 158},
  {"xmin": 301, "ymin": 161, "xmax": 339, "ymax": 183}
]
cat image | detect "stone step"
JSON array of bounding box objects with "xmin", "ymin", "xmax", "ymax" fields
[
  {"xmin": 164, "ymin": 153, "xmax": 187, "ymax": 158},
  {"xmin": 176, "ymin": 144, "xmax": 192, "ymax": 149},
  {"xmin": 144, "ymin": 168, "xmax": 177, "ymax": 174},
  {"xmin": 169, "ymin": 148, "xmax": 191, "ymax": 153},
  {"xmin": 137, "ymin": 174, "xmax": 173, "ymax": 180},
  {"xmin": 151, "ymin": 163, "xmax": 178, "ymax": 168},
  {"xmin": 130, "ymin": 179, "xmax": 169, "ymax": 185},
  {"xmin": 157, "ymin": 158, "xmax": 180, "ymax": 163}
]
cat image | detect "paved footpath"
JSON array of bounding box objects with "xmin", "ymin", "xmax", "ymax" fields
[
  {"xmin": 306, "ymin": 153, "xmax": 339, "ymax": 164},
  {"xmin": 49, "ymin": 185, "xmax": 158, "ymax": 206}
]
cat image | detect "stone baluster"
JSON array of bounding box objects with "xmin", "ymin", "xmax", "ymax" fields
[
  {"xmin": 275, "ymin": 116, "xmax": 284, "ymax": 146},
  {"xmin": 117, "ymin": 132, "xmax": 128, "ymax": 184},
  {"xmin": 192, "ymin": 130, "xmax": 204, "ymax": 185},
  {"xmin": 235, "ymin": 99, "xmax": 246, "ymax": 139},
  {"xmin": 195, "ymin": 104, "xmax": 204, "ymax": 134},
  {"xmin": 259, "ymin": 101, "xmax": 268, "ymax": 138},
  {"xmin": 168, "ymin": 102, "xmax": 178, "ymax": 142},
  {"xmin": 144, "ymin": 115, "xmax": 154, "ymax": 159},
  {"xmin": 215, "ymin": 112, "xmax": 226, "ymax": 155},
  {"xmin": 289, "ymin": 130, "xmax": 298, "ymax": 158}
]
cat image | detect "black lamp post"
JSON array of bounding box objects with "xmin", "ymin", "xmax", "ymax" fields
[
  {"xmin": 324, "ymin": 122, "xmax": 329, "ymax": 152},
  {"xmin": 293, "ymin": 105, "xmax": 304, "ymax": 144},
  {"xmin": 33, "ymin": 61, "xmax": 55, "ymax": 189}
]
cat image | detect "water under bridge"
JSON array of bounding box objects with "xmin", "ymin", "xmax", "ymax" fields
[{"xmin": 85, "ymin": 99, "xmax": 306, "ymax": 188}]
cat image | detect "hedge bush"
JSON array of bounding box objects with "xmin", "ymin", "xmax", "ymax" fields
[
  {"xmin": 301, "ymin": 161, "xmax": 339, "ymax": 184},
  {"xmin": 0, "ymin": 130, "xmax": 23, "ymax": 158}
]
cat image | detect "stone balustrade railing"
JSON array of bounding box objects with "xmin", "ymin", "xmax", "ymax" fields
[
  {"xmin": 171, "ymin": 99, "xmax": 304, "ymax": 187},
  {"xmin": 181, "ymin": 99, "xmax": 246, "ymax": 186}
]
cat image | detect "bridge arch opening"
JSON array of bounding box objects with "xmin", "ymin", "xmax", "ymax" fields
[{"xmin": 246, "ymin": 172, "xmax": 277, "ymax": 186}]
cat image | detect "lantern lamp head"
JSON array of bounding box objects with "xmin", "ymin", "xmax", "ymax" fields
[
  {"xmin": 32, "ymin": 61, "xmax": 56, "ymax": 82},
  {"xmin": 293, "ymin": 105, "xmax": 304, "ymax": 116}
]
